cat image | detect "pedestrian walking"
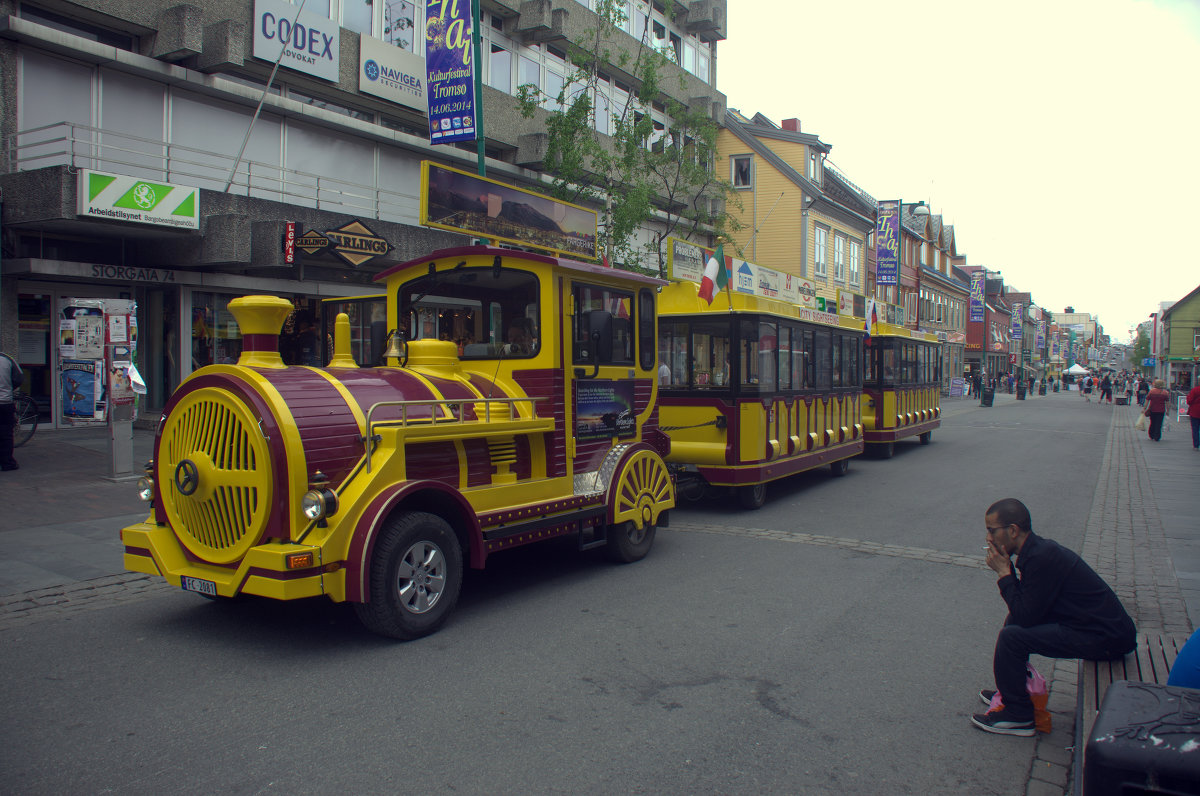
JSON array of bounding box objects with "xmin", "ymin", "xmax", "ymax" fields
[
  {"xmin": 1082, "ymin": 375, "xmax": 1093, "ymax": 402},
  {"xmin": 0, "ymin": 350, "xmax": 23, "ymax": 471},
  {"xmin": 1186, "ymin": 382, "xmax": 1200, "ymax": 451},
  {"xmin": 1136, "ymin": 376, "xmax": 1149, "ymax": 406},
  {"xmin": 1100, "ymin": 374, "xmax": 1113, "ymax": 404},
  {"xmin": 1142, "ymin": 379, "xmax": 1170, "ymax": 442},
  {"xmin": 972, "ymin": 498, "xmax": 1135, "ymax": 737}
]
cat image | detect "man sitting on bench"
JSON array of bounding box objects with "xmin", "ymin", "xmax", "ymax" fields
[{"xmin": 972, "ymin": 498, "xmax": 1136, "ymax": 736}]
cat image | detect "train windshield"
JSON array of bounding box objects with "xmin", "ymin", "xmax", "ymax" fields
[{"xmin": 398, "ymin": 266, "xmax": 541, "ymax": 358}]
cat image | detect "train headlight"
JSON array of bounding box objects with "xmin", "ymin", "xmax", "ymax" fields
[
  {"xmin": 301, "ymin": 489, "xmax": 337, "ymax": 521},
  {"xmin": 136, "ymin": 477, "xmax": 155, "ymax": 502}
]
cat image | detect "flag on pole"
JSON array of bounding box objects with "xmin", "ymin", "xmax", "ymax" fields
[
  {"xmin": 697, "ymin": 244, "xmax": 727, "ymax": 305},
  {"xmin": 601, "ymin": 253, "xmax": 611, "ymax": 268},
  {"xmin": 865, "ymin": 298, "xmax": 878, "ymax": 344}
]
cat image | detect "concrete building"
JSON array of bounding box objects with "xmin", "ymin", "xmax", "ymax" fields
[{"xmin": 0, "ymin": 0, "xmax": 727, "ymax": 428}]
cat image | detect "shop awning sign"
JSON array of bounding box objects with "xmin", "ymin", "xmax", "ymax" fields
[
  {"xmin": 285, "ymin": 220, "xmax": 393, "ymax": 268},
  {"xmin": 78, "ymin": 170, "xmax": 199, "ymax": 230}
]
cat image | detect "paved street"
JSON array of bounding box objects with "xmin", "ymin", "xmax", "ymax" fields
[{"xmin": 0, "ymin": 390, "xmax": 1195, "ymax": 795}]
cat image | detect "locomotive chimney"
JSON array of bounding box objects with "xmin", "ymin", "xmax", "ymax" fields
[{"xmin": 228, "ymin": 295, "xmax": 295, "ymax": 368}]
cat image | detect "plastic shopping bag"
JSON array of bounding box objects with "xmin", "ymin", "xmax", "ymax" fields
[
  {"xmin": 1134, "ymin": 413, "xmax": 1148, "ymax": 431},
  {"xmin": 987, "ymin": 664, "xmax": 1052, "ymax": 733}
]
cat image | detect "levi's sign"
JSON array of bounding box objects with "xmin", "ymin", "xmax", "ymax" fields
[
  {"xmin": 285, "ymin": 220, "xmax": 393, "ymax": 268},
  {"xmin": 78, "ymin": 170, "xmax": 199, "ymax": 230},
  {"xmin": 253, "ymin": 0, "xmax": 340, "ymax": 83}
]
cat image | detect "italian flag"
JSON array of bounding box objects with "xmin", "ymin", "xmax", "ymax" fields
[{"xmin": 697, "ymin": 243, "xmax": 727, "ymax": 304}]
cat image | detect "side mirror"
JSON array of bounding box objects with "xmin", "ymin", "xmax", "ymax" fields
[{"xmin": 587, "ymin": 310, "xmax": 614, "ymax": 363}]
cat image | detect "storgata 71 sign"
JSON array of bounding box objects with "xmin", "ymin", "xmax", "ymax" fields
[{"xmin": 77, "ymin": 170, "xmax": 199, "ymax": 229}]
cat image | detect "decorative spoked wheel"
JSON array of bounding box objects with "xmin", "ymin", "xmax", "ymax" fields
[
  {"xmin": 607, "ymin": 449, "xmax": 673, "ymax": 562},
  {"xmin": 356, "ymin": 511, "xmax": 463, "ymax": 640}
]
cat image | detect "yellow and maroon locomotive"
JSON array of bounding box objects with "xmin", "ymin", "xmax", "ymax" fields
[{"xmin": 121, "ymin": 245, "xmax": 674, "ymax": 639}]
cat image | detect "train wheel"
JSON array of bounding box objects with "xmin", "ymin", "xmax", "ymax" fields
[
  {"xmin": 875, "ymin": 442, "xmax": 894, "ymax": 459},
  {"xmin": 607, "ymin": 450, "xmax": 672, "ymax": 562},
  {"xmin": 919, "ymin": 431, "xmax": 932, "ymax": 445},
  {"xmin": 830, "ymin": 458, "xmax": 850, "ymax": 477},
  {"xmin": 355, "ymin": 511, "xmax": 463, "ymax": 640},
  {"xmin": 738, "ymin": 483, "xmax": 767, "ymax": 510}
]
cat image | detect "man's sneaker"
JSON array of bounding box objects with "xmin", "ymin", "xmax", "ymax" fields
[
  {"xmin": 979, "ymin": 689, "xmax": 997, "ymax": 707},
  {"xmin": 971, "ymin": 708, "xmax": 1036, "ymax": 737}
]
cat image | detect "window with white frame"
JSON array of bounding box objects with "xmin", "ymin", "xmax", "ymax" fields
[
  {"xmin": 814, "ymin": 226, "xmax": 828, "ymax": 278},
  {"xmin": 731, "ymin": 155, "xmax": 752, "ymax": 189},
  {"xmin": 1194, "ymin": 328, "xmax": 1200, "ymax": 350},
  {"xmin": 834, "ymin": 234, "xmax": 846, "ymax": 282},
  {"xmin": 849, "ymin": 240, "xmax": 861, "ymax": 287}
]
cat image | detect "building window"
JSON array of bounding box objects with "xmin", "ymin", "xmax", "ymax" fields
[
  {"xmin": 20, "ymin": 5, "xmax": 137, "ymax": 50},
  {"xmin": 814, "ymin": 226, "xmax": 828, "ymax": 278},
  {"xmin": 834, "ymin": 234, "xmax": 846, "ymax": 282},
  {"xmin": 849, "ymin": 240, "xmax": 861, "ymax": 287},
  {"xmin": 731, "ymin": 155, "xmax": 752, "ymax": 189},
  {"xmin": 488, "ymin": 44, "xmax": 512, "ymax": 92}
]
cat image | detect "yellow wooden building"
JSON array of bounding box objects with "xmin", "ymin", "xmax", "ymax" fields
[{"xmin": 716, "ymin": 110, "xmax": 875, "ymax": 311}]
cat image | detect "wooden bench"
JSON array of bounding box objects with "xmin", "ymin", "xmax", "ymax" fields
[{"xmin": 1074, "ymin": 631, "xmax": 1192, "ymax": 795}]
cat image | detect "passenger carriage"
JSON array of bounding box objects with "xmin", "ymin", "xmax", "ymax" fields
[
  {"xmin": 656, "ymin": 280, "xmax": 865, "ymax": 509},
  {"xmin": 861, "ymin": 323, "xmax": 942, "ymax": 457}
]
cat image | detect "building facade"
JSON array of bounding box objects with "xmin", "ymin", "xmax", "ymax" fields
[
  {"xmin": 0, "ymin": 0, "xmax": 727, "ymax": 428},
  {"xmin": 1161, "ymin": 283, "xmax": 1200, "ymax": 390}
]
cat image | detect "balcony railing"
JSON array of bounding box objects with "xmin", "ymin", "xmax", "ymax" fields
[{"xmin": 7, "ymin": 121, "xmax": 420, "ymax": 224}]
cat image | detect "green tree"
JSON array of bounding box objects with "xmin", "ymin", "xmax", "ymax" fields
[
  {"xmin": 516, "ymin": 0, "xmax": 737, "ymax": 276},
  {"xmin": 1131, "ymin": 327, "xmax": 1150, "ymax": 365}
]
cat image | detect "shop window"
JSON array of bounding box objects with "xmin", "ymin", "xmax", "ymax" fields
[{"xmin": 191, "ymin": 293, "xmax": 243, "ymax": 369}]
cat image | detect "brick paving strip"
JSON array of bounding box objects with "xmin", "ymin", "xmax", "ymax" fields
[{"xmin": 0, "ymin": 573, "xmax": 175, "ymax": 632}]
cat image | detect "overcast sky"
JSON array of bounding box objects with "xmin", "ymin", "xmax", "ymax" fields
[{"xmin": 717, "ymin": 0, "xmax": 1199, "ymax": 343}]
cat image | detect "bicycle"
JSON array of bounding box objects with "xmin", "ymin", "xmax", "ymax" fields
[{"xmin": 13, "ymin": 392, "xmax": 38, "ymax": 448}]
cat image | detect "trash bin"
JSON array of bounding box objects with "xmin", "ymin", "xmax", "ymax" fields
[
  {"xmin": 1016, "ymin": 384, "xmax": 1026, "ymax": 400},
  {"xmin": 980, "ymin": 387, "xmax": 995, "ymax": 407},
  {"xmin": 1083, "ymin": 681, "xmax": 1200, "ymax": 796},
  {"xmin": 1039, "ymin": 384, "xmax": 1046, "ymax": 396}
]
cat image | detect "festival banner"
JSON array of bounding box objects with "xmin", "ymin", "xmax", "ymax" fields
[
  {"xmin": 875, "ymin": 200, "xmax": 900, "ymax": 285},
  {"xmin": 425, "ymin": 0, "xmax": 477, "ymax": 144},
  {"xmin": 1011, "ymin": 302, "xmax": 1023, "ymax": 339},
  {"xmin": 968, "ymin": 272, "xmax": 985, "ymax": 322},
  {"xmin": 1036, "ymin": 321, "xmax": 1046, "ymax": 350}
]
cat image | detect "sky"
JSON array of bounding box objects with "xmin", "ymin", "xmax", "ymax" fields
[{"xmin": 718, "ymin": 0, "xmax": 1200, "ymax": 344}]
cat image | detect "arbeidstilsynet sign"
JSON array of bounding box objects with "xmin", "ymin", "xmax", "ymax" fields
[
  {"xmin": 425, "ymin": 0, "xmax": 477, "ymax": 144},
  {"xmin": 78, "ymin": 170, "xmax": 199, "ymax": 230}
]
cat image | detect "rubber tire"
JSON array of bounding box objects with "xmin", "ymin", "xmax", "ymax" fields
[
  {"xmin": 606, "ymin": 520, "xmax": 656, "ymax": 563},
  {"xmin": 830, "ymin": 458, "xmax": 849, "ymax": 477},
  {"xmin": 919, "ymin": 431, "xmax": 932, "ymax": 445},
  {"xmin": 355, "ymin": 511, "xmax": 463, "ymax": 640},
  {"xmin": 876, "ymin": 442, "xmax": 894, "ymax": 459},
  {"xmin": 738, "ymin": 483, "xmax": 767, "ymax": 510}
]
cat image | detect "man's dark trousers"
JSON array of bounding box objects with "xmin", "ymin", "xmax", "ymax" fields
[{"xmin": 995, "ymin": 621, "xmax": 1133, "ymax": 718}]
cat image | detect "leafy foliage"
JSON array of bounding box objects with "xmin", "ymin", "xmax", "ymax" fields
[{"xmin": 516, "ymin": 0, "xmax": 737, "ymax": 276}]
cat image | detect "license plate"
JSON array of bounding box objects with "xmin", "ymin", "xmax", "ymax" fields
[{"xmin": 181, "ymin": 576, "xmax": 217, "ymax": 597}]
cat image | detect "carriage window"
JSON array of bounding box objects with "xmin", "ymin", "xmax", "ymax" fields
[
  {"xmin": 841, "ymin": 335, "xmax": 860, "ymax": 388},
  {"xmin": 638, "ymin": 289, "xmax": 655, "ymax": 371},
  {"xmin": 831, "ymin": 334, "xmax": 843, "ymax": 388},
  {"xmin": 814, "ymin": 329, "xmax": 832, "ymax": 390},
  {"xmin": 863, "ymin": 341, "xmax": 875, "ymax": 384},
  {"xmin": 658, "ymin": 319, "xmax": 688, "ymax": 388},
  {"xmin": 800, "ymin": 329, "xmax": 815, "ymax": 389},
  {"xmin": 881, "ymin": 343, "xmax": 897, "ymax": 384},
  {"xmin": 777, "ymin": 325, "xmax": 793, "ymax": 390},
  {"xmin": 903, "ymin": 342, "xmax": 917, "ymax": 384},
  {"xmin": 573, "ymin": 284, "xmax": 634, "ymax": 364},
  {"xmin": 398, "ymin": 266, "xmax": 539, "ymax": 358},
  {"xmin": 692, "ymin": 321, "xmax": 731, "ymax": 389},
  {"xmin": 757, "ymin": 320, "xmax": 777, "ymax": 392}
]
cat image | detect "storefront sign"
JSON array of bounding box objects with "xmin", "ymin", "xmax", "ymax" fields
[
  {"xmin": 360, "ymin": 34, "xmax": 426, "ymax": 111},
  {"xmin": 425, "ymin": 0, "xmax": 477, "ymax": 143},
  {"xmin": 285, "ymin": 220, "xmax": 393, "ymax": 267},
  {"xmin": 77, "ymin": 170, "xmax": 199, "ymax": 230},
  {"xmin": 252, "ymin": 0, "xmax": 340, "ymax": 83},
  {"xmin": 875, "ymin": 200, "xmax": 900, "ymax": 285},
  {"xmin": 969, "ymin": 272, "xmax": 985, "ymax": 322},
  {"xmin": 283, "ymin": 221, "xmax": 296, "ymax": 264},
  {"xmin": 666, "ymin": 238, "xmax": 706, "ymax": 283}
]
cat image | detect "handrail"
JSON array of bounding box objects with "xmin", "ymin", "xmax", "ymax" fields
[
  {"xmin": 8, "ymin": 121, "xmax": 419, "ymax": 221},
  {"xmin": 362, "ymin": 396, "xmax": 545, "ymax": 473}
]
